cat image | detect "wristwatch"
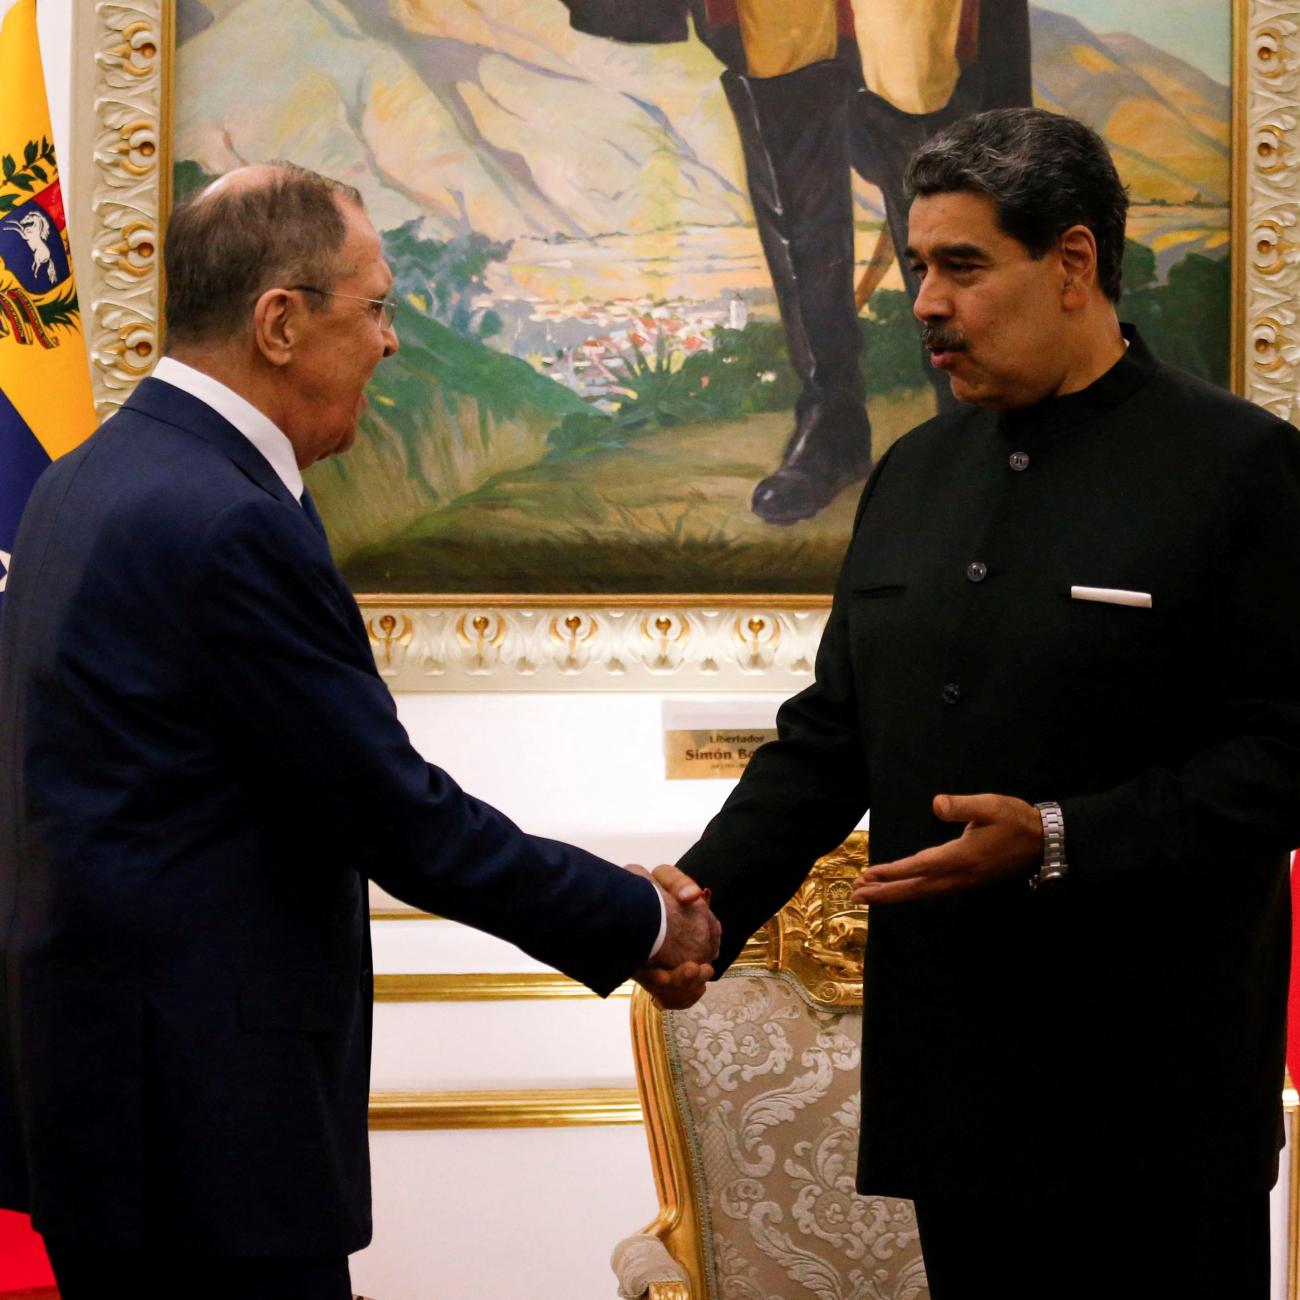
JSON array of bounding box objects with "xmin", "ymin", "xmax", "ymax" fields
[{"xmin": 1030, "ymin": 800, "xmax": 1067, "ymax": 890}]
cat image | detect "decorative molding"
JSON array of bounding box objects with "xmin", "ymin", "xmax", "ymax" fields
[
  {"xmin": 72, "ymin": 3, "xmax": 1299, "ymax": 688},
  {"xmin": 374, "ymin": 972, "xmax": 631, "ymax": 1001},
  {"xmin": 727, "ymin": 831, "xmax": 869, "ymax": 1008},
  {"xmin": 1238, "ymin": 0, "xmax": 1300, "ymax": 422},
  {"xmin": 360, "ymin": 602, "xmax": 828, "ymax": 691},
  {"xmin": 368, "ymin": 1088, "xmax": 642, "ymax": 1130},
  {"xmin": 82, "ymin": 0, "xmax": 171, "ymax": 416},
  {"xmin": 768, "ymin": 832, "xmax": 868, "ymax": 1007}
]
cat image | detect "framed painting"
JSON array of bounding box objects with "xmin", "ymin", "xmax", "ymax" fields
[{"xmin": 72, "ymin": 0, "xmax": 1297, "ymax": 689}]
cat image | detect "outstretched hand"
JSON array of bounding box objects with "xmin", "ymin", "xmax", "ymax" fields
[
  {"xmin": 851, "ymin": 794, "xmax": 1043, "ymax": 904},
  {"xmin": 628, "ymin": 863, "xmax": 721, "ymax": 1010}
]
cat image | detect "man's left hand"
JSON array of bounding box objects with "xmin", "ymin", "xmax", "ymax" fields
[{"xmin": 851, "ymin": 794, "xmax": 1043, "ymax": 904}]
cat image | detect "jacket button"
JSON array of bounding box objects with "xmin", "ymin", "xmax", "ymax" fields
[
  {"xmin": 966, "ymin": 561, "xmax": 988, "ymax": 583},
  {"xmin": 1009, "ymin": 451, "xmax": 1030, "ymax": 471},
  {"xmin": 941, "ymin": 682, "xmax": 963, "ymax": 705}
]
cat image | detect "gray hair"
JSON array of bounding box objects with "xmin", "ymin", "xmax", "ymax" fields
[
  {"xmin": 163, "ymin": 162, "xmax": 365, "ymax": 348},
  {"xmin": 905, "ymin": 109, "xmax": 1129, "ymax": 302}
]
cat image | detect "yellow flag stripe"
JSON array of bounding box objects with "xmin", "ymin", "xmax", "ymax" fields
[{"xmin": 0, "ymin": 0, "xmax": 96, "ymax": 461}]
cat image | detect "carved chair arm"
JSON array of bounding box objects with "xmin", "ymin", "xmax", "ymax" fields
[{"xmin": 611, "ymin": 1232, "xmax": 692, "ymax": 1299}]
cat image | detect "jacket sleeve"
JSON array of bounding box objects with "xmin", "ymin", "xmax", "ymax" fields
[
  {"xmin": 674, "ymin": 456, "xmax": 897, "ymax": 972},
  {"xmin": 185, "ymin": 497, "xmax": 660, "ymax": 996},
  {"xmin": 1061, "ymin": 417, "xmax": 1300, "ymax": 880}
]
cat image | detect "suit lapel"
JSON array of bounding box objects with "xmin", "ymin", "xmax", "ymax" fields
[
  {"xmin": 123, "ymin": 377, "xmax": 300, "ymax": 511},
  {"xmin": 124, "ymin": 378, "xmax": 375, "ymax": 658}
]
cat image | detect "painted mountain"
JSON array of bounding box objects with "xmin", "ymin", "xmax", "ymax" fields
[
  {"xmin": 175, "ymin": 0, "xmax": 750, "ymax": 241},
  {"xmin": 1031, "ymin": 10, "xmax": 1229, "ymax": 205},
  {"xmin": 175, "ymin": 0, "xmax": 1229, "ymax": 239}
]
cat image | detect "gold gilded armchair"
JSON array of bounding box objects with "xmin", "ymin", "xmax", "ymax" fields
[{"xmin": 612, "ymin": 833, "xmax": 929, "ymax": 1300}]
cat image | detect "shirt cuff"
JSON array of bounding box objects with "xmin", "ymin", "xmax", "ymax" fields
[{"xmin": 646, "ymin": 880, "xmax": 668, "ymax": 963}]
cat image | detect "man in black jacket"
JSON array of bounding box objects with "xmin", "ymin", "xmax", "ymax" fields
[{"xmin": 677, "ymin": 109, "xmax": 1300, "ymax": 1298}]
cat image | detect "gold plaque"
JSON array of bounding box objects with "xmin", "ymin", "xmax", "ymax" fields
[{"xmin": 663, "ymin": 727, "xmax": 777, "ymax": 780}]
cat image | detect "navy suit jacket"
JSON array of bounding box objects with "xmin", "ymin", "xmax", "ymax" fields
[{"xmin": 0, "ymin": 378, "xmax": 660, "ymax": 1254}]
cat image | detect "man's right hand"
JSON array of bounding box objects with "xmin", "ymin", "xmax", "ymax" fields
[{"xmin": 627, "ymin": 864, "xmax": 721, "ymax": 1010}]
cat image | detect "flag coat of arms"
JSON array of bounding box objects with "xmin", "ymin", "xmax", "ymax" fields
[{"xmin": 0, "ymin": 0, "xmax": 96, "ymax": 608}]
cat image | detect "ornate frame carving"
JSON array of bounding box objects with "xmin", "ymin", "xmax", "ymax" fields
[
  {"xmin": 71, "ymin": 1, "xmax": 1296, "ymax": 689},
  {"xmin": 73, "ymin": 2, "xmax": 173, "ymax": 409},
  {"xmin": 728, "ymin": 829, "xmax": 868, "ymax": 1005}
]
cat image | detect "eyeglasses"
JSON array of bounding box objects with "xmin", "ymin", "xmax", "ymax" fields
[{"xmin": 289, "ymin": 285, "xmax": 397, "ymax": 328}]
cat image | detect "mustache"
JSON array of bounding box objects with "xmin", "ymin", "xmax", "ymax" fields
[{"xmin": 921, "ymin": 324, "xmax": 968, "ymax": 352}]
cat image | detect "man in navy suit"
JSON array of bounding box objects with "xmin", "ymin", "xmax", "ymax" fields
[{"xmin": 0, "ymin": 163, "xmax": 719, "ymax": 1299}]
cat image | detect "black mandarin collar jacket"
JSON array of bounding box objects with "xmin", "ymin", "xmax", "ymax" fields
[{"xmin": 679, "ymin": 328, "xmax": 1300, "ymax": 1198}]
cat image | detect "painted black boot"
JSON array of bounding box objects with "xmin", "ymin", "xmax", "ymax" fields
[
  {"xmin": 753, "ymin": 375, "xmax": 874, "ymax": 524},
  {"xmin": 723, "ymin": 63, "xmax": 873, "ymax": 525}
]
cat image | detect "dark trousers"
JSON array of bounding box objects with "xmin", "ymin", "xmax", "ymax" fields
[
  {"xmin": 43, "ymin": 1238, "xmax": 352, "ymax": 1300},
  {"xmin": 913, "ymin": 1187, "xmax": 1271, "ymax": 1300}
]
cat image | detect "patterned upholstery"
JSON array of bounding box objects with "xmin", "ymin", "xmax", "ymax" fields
[{"xmin": 614, "ymin": 833, "xmax": 930, "ymax": 1300}]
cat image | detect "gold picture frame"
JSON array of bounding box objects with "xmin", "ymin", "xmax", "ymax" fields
[{"xmin": 69, "ymin": 1, "xmax": 1297, "ymax": 695}]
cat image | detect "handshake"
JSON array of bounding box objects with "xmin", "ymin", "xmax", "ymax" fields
[{"xmin": 626, "ymin": 864, "xmax": 721, "ymax": 1010}]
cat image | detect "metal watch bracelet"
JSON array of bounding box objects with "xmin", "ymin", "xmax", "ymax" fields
[{"xmin": 1030, "ymin": 800, "xmax": 1067, "ymax": 890}]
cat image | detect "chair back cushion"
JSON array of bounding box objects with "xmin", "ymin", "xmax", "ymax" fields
[{"xmin": 663, "ymin": 970, "xmax": 928, "ymax": 1300}]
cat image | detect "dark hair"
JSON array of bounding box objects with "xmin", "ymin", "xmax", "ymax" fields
[
  {"xmin": 905, "ymin": 109, "xmax": 1129, "ymax": 302},
  {"xmin": 163, "ymin": 162, "xmax": 365, "ymax": 348}
]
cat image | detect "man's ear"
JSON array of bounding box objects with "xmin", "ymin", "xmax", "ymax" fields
[
  {"xmin": 1058, "ymin": 224, "xmax": 1099, "ymax": 311},
  {"xmin": 251, "ymin": 288, "xmax": 297, "ymax": 367}
]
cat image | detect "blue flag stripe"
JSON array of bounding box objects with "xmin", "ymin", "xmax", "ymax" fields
[{"xmin": 0, "ymin": 383, "xmax": 51, "ymax": 553}]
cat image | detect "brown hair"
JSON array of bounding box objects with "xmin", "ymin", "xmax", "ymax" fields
[{"xmin": 163, "ymin": 162, "xmax": 365, "ymax": 348}]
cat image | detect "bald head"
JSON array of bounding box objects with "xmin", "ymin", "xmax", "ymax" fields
[
  {"xmin": 199, "ymin": 162, "xmax": 292, "ymax": 200},
  {"xmin": 164, "ymin": 161, "xmax": 365, "ymax": 350}
]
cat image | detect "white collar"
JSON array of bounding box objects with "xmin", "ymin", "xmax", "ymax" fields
[{"xmin": 150, "ymin": 356, "xmax": 304, "ymax": 502}]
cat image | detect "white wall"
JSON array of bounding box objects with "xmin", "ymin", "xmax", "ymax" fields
[
  {"xmin": 392, "ymin": 691, "xmax": 773, "ymax": 848},
  {"xmin": 35, "ymin": 0, "xmax": 73, "ymax": 203},
  {"xmin": 353, "ymin": 694, "xmax": 765, "ymax": 1299}
]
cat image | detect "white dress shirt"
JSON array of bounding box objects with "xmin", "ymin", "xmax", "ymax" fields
[{"xmin": 148, "ymin": 355, "xmax": 670, "ymax": 962}]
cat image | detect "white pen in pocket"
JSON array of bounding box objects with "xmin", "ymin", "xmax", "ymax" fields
[{"xmin": 1070, "ymin": 586, "xmax": 1153, "ymax": 608}]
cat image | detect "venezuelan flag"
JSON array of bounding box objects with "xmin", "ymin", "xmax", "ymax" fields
[
  {"xmin": 0, "ymin": 0, "xmax": 95, "ymax": 616},
  {"xmin": 0, "ymin": 1, "xmax": 91, "ymax": 1286}
]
